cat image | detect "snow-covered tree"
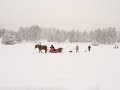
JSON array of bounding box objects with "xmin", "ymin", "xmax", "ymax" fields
[
  {"xmin": 25, "ymin": 25, "xmax": 41, "ymax": 42},
  {"xmin": 0, "ymin": 28, "xmax": 6, "ymax": 38},
  {"xmin": 89, "ymin": 27, "xmax": 117, "ymax": 44},
  {"xmin": 2, "ymin": 32, "xmax": 16, "ymax": 45},
  {"xmin": 0, "ymin": 25, "xmax": 117, "ymax": 44},
  {"xmin": 69, "ymin": 30, "xmax": 76, "ymax": 42},
  {"xmin": 17, "ymin": 27, "xmax": 29, "ymax": 42}
]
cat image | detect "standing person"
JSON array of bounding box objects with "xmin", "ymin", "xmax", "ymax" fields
[
  {"xmin": 76, "ymin": 45, "xmax": 79, "ymax": 53},
  {"xmin": 117, "ymin": 46, "xmax": 119, "ymax": 49},
  {"xmin": 88, "ymin": 45, "xmax": 91, "ymax": 52}
]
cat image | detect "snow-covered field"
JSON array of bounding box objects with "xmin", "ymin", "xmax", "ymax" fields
[{"xmin": 0, "ymin": 41, "xmax": 120, "ymax": 90}]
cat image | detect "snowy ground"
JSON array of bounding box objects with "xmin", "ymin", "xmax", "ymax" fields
[{"xmin": 0, "ymin": 41, "xmax": 120, "ymax": 90}]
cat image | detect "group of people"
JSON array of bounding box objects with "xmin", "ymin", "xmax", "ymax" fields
[
  {"xmin": 75, "ymin": 45, "xmax": 91, "ymax": 53},
  {"xmin": 113, "ymin": 45, "xmax": 119, "ymax": 49},
  {"xmin": 38, "ymin": 42, "xmax": 91, "ymax": 53},
  {"xmin": 50, "ymin": 44, "xmax": 91, "ymax": 53}
]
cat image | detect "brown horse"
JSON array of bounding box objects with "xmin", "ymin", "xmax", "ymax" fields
[{"xmin": 35, "ymin": 44, "xmax": 47, "ymax": 53}]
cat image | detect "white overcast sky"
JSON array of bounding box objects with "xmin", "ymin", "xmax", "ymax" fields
[{"xmin": 0, "ymin": 0, "xmax": 120, "ymax": 31}]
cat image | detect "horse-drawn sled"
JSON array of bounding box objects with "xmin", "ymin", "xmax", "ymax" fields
[{"xmin": 35, "ymin": 44, "xmax": 63, "ymax": 53}]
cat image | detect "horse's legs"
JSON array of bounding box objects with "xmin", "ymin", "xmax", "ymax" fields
[
  {"xmin": 45, "ymin": 48, "xmax": 47, "ymax": 53},
  {"xmin": 45, "ymin": 50, "xmax": 47, "ymax": 53},
  {"xmin": 39, "ymin": 49, "xmax": 42, "ymax": 53}
]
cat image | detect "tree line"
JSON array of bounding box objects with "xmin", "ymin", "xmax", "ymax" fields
[{"xmin": 0, "ymin": 25, "xmax": 120, "ymax": 45}]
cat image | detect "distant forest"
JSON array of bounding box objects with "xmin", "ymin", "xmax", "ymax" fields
[{"xmin": 0, "ymin": 25, "xmax": 120, "ymax": 45}]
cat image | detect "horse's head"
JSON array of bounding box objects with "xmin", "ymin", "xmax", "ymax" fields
[{"xmin": 35, "ymin": 44, "xmax": 38, "ymax": 49}]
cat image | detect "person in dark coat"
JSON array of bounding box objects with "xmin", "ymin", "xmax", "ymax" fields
[
  {"xmin": 50, "ymin": 45, "xmax": 55, "ymax": 48},
  {"xmin": 50, "ymin": 45, "xmax": 55, "ymax": 51},
  {"xmin": 88, "ymin": 45, "xmax": 91, "ymax": 52},
  {"xmin": 117, "ymin": 46, "xmax": 119, "ymax": 49}
]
